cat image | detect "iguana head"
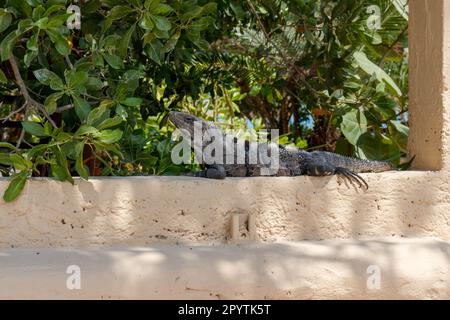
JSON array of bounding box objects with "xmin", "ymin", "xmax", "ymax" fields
[
  {"xmin": 168, "ymin": 111, "xmax": 221, "ymax": 149},
  {"xmin": 168, "ymin": 112, "xmax": 211, "ymax": 137}
]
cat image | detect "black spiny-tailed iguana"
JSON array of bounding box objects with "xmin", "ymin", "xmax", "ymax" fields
[{"xmin": 168, "ymin": 111, "xmax": 394, "ymax": 189}]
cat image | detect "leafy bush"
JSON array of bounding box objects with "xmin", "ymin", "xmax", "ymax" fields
[{"xmin": 0, "ymin": 0, "xmax": 408, "ymax": 201}]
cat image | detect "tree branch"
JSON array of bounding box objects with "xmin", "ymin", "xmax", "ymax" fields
[
  {"xmin": 65, "ymin": 55, "xmax": 74, "ymax": 70},
  {"xmin": 55, "ymin": 104, "xmax": 74, "ymax": 113},
  {"xmin": 8, "ymin": 55, "xmax": 58, "ymax": 128}
]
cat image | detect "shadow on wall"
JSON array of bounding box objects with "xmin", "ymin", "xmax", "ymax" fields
[{"xmin": 0, "ymin": 239, "xmax": 449, "ymax": 299}]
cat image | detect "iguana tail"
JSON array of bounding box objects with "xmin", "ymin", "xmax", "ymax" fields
[{"xmin": 310, "ymin": 151, "xmax": 395, "ymax": 173}]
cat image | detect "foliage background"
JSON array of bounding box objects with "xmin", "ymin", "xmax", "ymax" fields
[{"xmin": 0, "ymin": 0, "xmax": 408, "ymax": 201}]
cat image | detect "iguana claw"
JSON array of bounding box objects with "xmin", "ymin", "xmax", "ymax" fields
[{"xmin": 335, "ymin": 167, "xmax": 369, "ymax": 190}]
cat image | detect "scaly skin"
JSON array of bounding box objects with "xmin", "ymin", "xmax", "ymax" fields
[{"xmin": 168, "ymin": 111, "xmax": 395, "ymax": 189}]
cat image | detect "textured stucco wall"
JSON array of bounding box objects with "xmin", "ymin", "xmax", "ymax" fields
[
  {"xmin": 1, "ymin": 172, "xmax": 450, "ymax": 248},
  {"xmin": 0, "ymin": 239, "xmax": 448, "ymax": 300}
]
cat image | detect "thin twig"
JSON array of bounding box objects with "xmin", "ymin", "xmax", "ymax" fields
[
  {"xmin": 15, "ymin": 128, "xmax": 25, "ymax": 148},
  {"xmin": 1, "ymin": 102, "xmax": 27, "ymax": 123},
  {"xmin": 65, "ymin": 55, "xmax": 74, "ymax": 70},
  {"xmin": 8, "ymin": 55, "xmax": 58, "ymax": 128},
  {"xmin": 55, "ymin": 104, "xmax": 74, "ymax": 113}
]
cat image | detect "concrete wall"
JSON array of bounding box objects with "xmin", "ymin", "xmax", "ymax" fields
[
  {"xmin": 409, "ymin": 0, "xmax": 450, "ymax": 170},
  {"xmin": 0, "ymin": 172, "xmax": 449, "ymax": 248}
]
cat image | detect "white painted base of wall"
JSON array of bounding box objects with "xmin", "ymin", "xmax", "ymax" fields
[{"xmin": 1, "ymin": 238, "xmax": 449, "ymax": 299}]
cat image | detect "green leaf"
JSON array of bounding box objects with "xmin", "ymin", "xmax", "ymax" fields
[
  {"xmin": 102, "ymin": 53, "xmax": 123, "ymax": 69},
  {"xmin": 43, "ymin": 122, "xmax": 53, "ymax": 136},
  {"xmin": 75, "ymin": 147, "xmax": 89, "ymax": 180},
  {"xmin": 200, "ymin": 2, "xmax": 217, "ymax": 15},
  {"xmin": 154, "ymin": 28, "xmax": 169, "ymax": 39},
  {"xmin": 391, "ymin": 0, "xmax": 408, "ymax": 21},
  {"xmin": 107, "ymin": 6, "xmax": 136, "ymax": 20},
  {"xmin": 93, "ymin": 141, "xmax": 123, "ymax": 159},
  {"xmin": 94, "ymin": 129, "xmax": 123, "ymax": 144},
  {"xmin": 389, "ymin": 120, "xmax": 409, "ymax": 152},
  {"xmin": 26, "ymin": 32, "xmax": 39, "ymax": 51},
  {"xmin": 85, "ymin": 77, "xmax": 104, "ymax": 91},
  {"xmin": 0, "ymin": 10, "xmax": 12, "ymax": 33},
  {"xmin": 72, "ymin": 95, "xmax": 91, "ymax": 121},
  {"xmin": 92, "ymin": 52, "xmax": 104, "ymax": 66},
  {"xmin": 128, "ymin": 0, "xmax": 142, "ymax": 7},
  {"xmin": 0, "ymin": 68, "xmax": 7, "ymax": 83},
  {"xmin": 163, "ymin": 30, "xmax": 180, "ymax": 52},
  {"xmin": 357, "ymin": 132, "xmax": 400, "ymax": 163},
  {"xmin": 55, "ymin": 132, "xmax": 73, "ymax": 143},
  {"xmin": 146, "ymin": 39, "xmax": 163, "ymax": 65},
  {"xmin": 66, "ymin": 70, "xmax": 89, "ymax": 90},
  {"xmin": 54, "ymin": 38, "xmax": 71, "ymax": 56},
  {"xmin": 3, "ymin": 171, "xmax": 28, "ymax": 202},
  {"xmin": 144, "ymin": 0, "xmax": 159, "ymax": 10},
  {"xmin": 54, "ymin": 146, "xmax": 74, "ymax": 184},
  {"xmin": 139, "ymin": 13, "xmax": 155, "ymax": 30},
  {"xmin": 97, "ymin": 117, "xmax": 123, "ymax": 130},
  {"xmin": 50, "ymin": 163, "xmax": 67, "ymax": 181},
  {"xmin": 18, "ymin": 19, "xmax": 34, "ymax": 32},
  {"xmin": 83, "ymin": 0, "xmax": 101, "ymax": 13},
  {"xmin": 26, "ymin": 0, "xmax": 42, "ymax": 7},
  {"xmin": 353, "ymin": 52, "xmax": 402, "ymax": 97},
  {"xmin": 0, "ymin": 153, "xmax": 12, "ymax": 166},
  {"xmin": 99, "ymin": 99, "xmax": 115, "ymax": 109},
  {"xmin": 22, "ymin": 121, "xmax": 47, "ymax": 137},
  {"xmin": 340, "ymin": 109, "xmax": 368, "ymax": 146},
  {"xmin": 46, "ymin": 13, "xmax": 72, "ymax": 28},
  {"xmin": 44, "ymin": 92, "xmax": 63, "ymax": 114},
  {"xmin": 75, "ymin": 124, "xmax": 98, "ymax": 136},
  {"xmin": 122, "ymin": 97, "xmax": 143, "ymax": 107},
  {"xmin": 0, "ymin": 30, "xmax": 20, "ymax": 61},
  {"xmin": 33, "ymin": 68, "xmax": 63, "ymax": 87},
  {"xmin": 117, "ymin": 24, "xmax": 136, "ymax": 58},
  {"xmin": 181, "ymin": 6, "xmax": 203, "ymax": 20},
  {"xmin": 45, "ymin": 27, "xmax": 70, "ymax": 56},
  {"xmin": 10, "ymin": 1, "xmax": 32, "ymax": 18},
  {"xmin": 33, "ymin": 17, "xmax": 48, "ymax": 29},
  {"xmin": 27, "ymin": 143, "xmax": 48, "ymax": 158},
  {"xmin": 24, "ymin": 50, "xmax": 38, "ymax": 67},
  {"xmin": 0, "ymin": 142, "xmax": 17, "ymax": 150},
  {"xmin": 87, "ymin": 105, "xmax": 110, "ymax": 126},
  {"xmin": 10, "ymin": 154, "xmax": 31, "ymax": 171},
  {"xmin": 152, "ymin": 15, "xmax": 171, "ymax": 31},
  {"xmin": 44, "ymin": 4, "xmax": 65, "ymax": 17},
  {"xmin": 389, "ymin": 120, "xmax": 409, "ymax": 136},
  {"xmin": 152, "ymin": 4, "xmax": 173, "ymax": 15}
]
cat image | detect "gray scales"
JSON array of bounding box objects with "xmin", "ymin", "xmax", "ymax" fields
[{"xmin": 168, "ymin": 111, "xmax": 395, "ymax": 189}]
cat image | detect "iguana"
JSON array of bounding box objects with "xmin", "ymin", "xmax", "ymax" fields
[{"xmin": 168, "ymin": 111, "xmax": 394, "ymax": 189}]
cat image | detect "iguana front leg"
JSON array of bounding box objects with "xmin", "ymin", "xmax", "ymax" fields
[{"xmin": 193, "ymin": 164, "xmax": 226, "ymax": 179}]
